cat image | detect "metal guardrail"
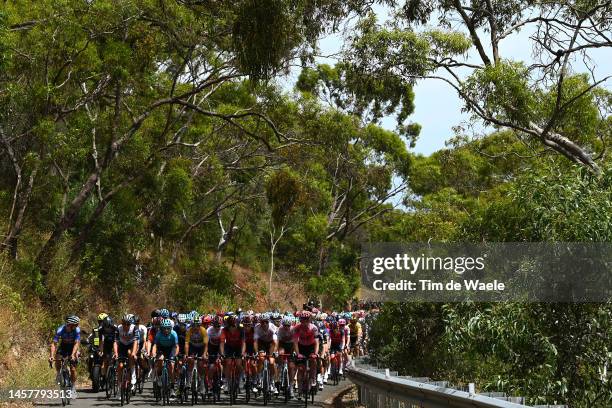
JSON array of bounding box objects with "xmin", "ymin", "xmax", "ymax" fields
[{"xmin": 345, "ymin": 358, "xmax": 565, "ymax": 408}]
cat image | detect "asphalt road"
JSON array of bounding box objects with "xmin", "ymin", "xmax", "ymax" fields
[{"xmin": 36, "ymin": 378, "xmax": 353, "ymax": 407}]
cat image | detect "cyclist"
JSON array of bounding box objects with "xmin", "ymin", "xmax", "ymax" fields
[
  {"xmin": 349, "ymin": 313, "xmax": 362, "ymax": 357},
  {"xmin": 219, "ymin": 312, "xmax": 244, "ymax": 392},
  {"xmin": 133, "ymin": 315, "xmax": 149, "ymax": 381},
  {"xmin": 114, "ymin": 314, "xmax": 140, "ymax": 388},
  {"xmin": 206, "ymin": 315, "xmax": 223, "ymax": 395},
  {"xmin": 328, "ymin": 319, "xmax": 345, "ymax": 376},
  {"xmin": 173, "ymin": 314, "xmax": 188, "ymax": 387},
  {"xmin": 50, "ymin": 315, "xmax": 81, "ymax": 394},
  {"xmin": 315, "ymin": 315, "xmax": 328, "ymax": 389},
  {"xmin": 292, "ymin": 310, "xmax": 319, "ymax": 390},
  {"xmin": 98, "ymin": 315, "xmax": 117, "ymax": 387},
  {"xmin": 338, "ymin": 318, "xmax": 350, "ymax": 371},
  {"xmin": 152, "ymin": 318, "xmax": 179, "ymax": 398},
  {"xmin": 241, "ymin": 313, "xmax": 257, "ymax": 392},
  {"xmin": 277, "ymin": 315, "xmax": 296, "ymax": 398},
  {"xmin": 184, "ymin": 313, "xmax": 208, "ymax": 391},
  {"xmin": 253, "ymin": 313, "xmax": 278, "ymax": 394},
  {"xmin": 86, "ymin": 319, "xmax": 102, "ymax": 384}
]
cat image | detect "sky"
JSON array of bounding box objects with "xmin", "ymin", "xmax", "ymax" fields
[{"xmin": 283, "ymin": 7, "xmax": 612, "ymax": 157}]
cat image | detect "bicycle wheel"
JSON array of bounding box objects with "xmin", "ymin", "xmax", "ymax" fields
[
  {"xmin": 191, "ymin": 368, "xmax": 198, "ymax": 405},
  {"xmin": 105, "ymin": 367, "xmax": 114, "ymax": 399},
  {"xmin": 262, "ymin": 361, "xmax": 269, "ymax": 406},
  {"xmin": 92, "ymin": 365, "xmax": 101, "ymax": 392},
  {"xmin": 60, "ymin": 369, "xmax": 68, "ymax": 406},
  {"xmin": 281, "ymin": 364, "xmax": 289, "ymax": 402}
]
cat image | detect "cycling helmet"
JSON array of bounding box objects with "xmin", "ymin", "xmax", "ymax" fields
[
  {"xmin": 151, "ymin": 309, "xmax": 161, "ymax": 318},
  {"xmin": 281, "ymin": 317, "xmax": 293, "ymax": 326},
  {"xmin": 133, "ymin": 315, "xmax": 141, "ymax": 324},
  {"xmin": 241, "ymin": 315, "xmax": 254, "ymax": 326},
  {"xmin": 271, "ymin": 311, "xmax": 281, "ymax": 320},
  {"xmin": 202, "ymin": 315, "xmax": 212, "ymax": 325},
  {"xmin": 299, "ymin": 311, "xmax": 312, "ymax": 320},
  {"xmin": 325, "ymin": 315, "xmax": 336, "ymax": 323},
  {"xmin": 338, "ymin": 318, "xmax": 347, "ymax": 326},
  {"xmin": 192, "ymin": 313, "xmax": 200, "ymax": 324},
  {"xmin": 177, "ymin": 314, "xmax": 187, "ymax": 324},
  {"xmin": 102, "ymin": 316, "xmax": 113, "ymax": 328},
  {"xmin": 212, "ymin": 315, "xmax": 223, "ymax": 327},
  {"xmin": 66, "ymin": 315, "xmax": 80, "ymax": 325},
  {"xmin": 122, "ymin": 314, "xmax": 133, "ymax": 324},
  {"xmin": 225, "ymin": 312, "xmax": 237, "ymax": 326},
  {"xmin": 159, "ymin": 309, "xmax": 170, "ymax": 318},
  {"xmin": 260, "ymin": 313, "xmax": 270, "ymax": 322},
  {"xmin": 97, "ymin": 312, "xmax": 109, "ymax": 323},
  {"xmin": 246, "ymin": 310, "xmax": 254, "ymax": 316},
  {"xmin": 161, "ymin": 318, "xmax": 173, "ymax": 329}
]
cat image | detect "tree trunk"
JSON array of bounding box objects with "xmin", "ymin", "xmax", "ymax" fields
[{"xmin": 35, "ymin": 170, "xmax": 100, "ymax": 273}]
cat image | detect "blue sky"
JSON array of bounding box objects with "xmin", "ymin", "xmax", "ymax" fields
[{"xmin": 283, "ymin": 9, "xmax": 612, "ymax": 157}]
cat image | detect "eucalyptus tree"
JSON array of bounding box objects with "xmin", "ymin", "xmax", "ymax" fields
[
  {"xmin": 0, "ymin": 0, "xmax": 373, "ymax": 287},
  {"xmin": 340, "ymin": 0, "xmax": 611, "ymax": 172}
]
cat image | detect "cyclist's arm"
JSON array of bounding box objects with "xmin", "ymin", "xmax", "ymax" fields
[
  {"xmin": 184, "ymin": 330, "xmax": 190, "ymax": 356},
  {"xmin": 113, "ymin": 338, "xmax": 118, "ymax": 357},
  {"xmin": 71, "ymin": 328, "xmax": 81, "ymax": 358},
  {"xmin": 202, "ymin": 329, "xmax": 209, "ymax": 357},
  {"xmin": 219, "ymin": 331, "xmax": 225, "ymax": 356},
  {"xmin": 50, "ymin": 340, "xmax": 57, "ymax": 360},
  {"xmin": 271, "ymin": 333, "xmax": 278, "ymax": 354}
]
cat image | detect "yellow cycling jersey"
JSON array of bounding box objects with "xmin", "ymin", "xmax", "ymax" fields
[
  {"xmin": 185, "ymin": 326, "xmax": 208, "ymax": 346},
  {"xmin": 349, "ymin": 322, "xmax": 362, "ymax": 337}
]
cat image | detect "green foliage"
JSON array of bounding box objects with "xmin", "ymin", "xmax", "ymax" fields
[{"xmin": 306, "ymin": 266, "xmax": 359, "ymax": 309}]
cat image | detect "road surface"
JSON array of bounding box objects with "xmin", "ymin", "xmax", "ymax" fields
[{"xmin": 36, "ymin": 379, "xmax": 353, "ymax": 407}]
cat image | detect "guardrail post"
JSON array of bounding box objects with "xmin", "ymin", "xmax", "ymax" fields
[
  {"xmin": 468, "ymin": 383, "xmax": 475, "ymax": 394},
  {"xmin": 357, "ymin": 385, "xmax": 362, "ymax": 404}
]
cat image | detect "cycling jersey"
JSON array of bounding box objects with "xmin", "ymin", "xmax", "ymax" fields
[
  {"xmin": 329, "ymin": 328, "xmax": 344, "ymax": 345},
  {"xmin": 53, "ymin": 325, "xmax": 81, "ymax": 345},
  {"xmin": 99, "ymin": 324, "xmax": 117, "ymax": 343},
  {"xmin": 154, "ymin": 330, "xmax": 178, "ymax": 348},
  {"xmin": 175, "ymin": 324, "xmax": 187, "ymax": 354},
  {"xmin": 254, "ymin": 323, "xmax": 278, "ymax": 343},
  {"xmin": 116, "ymin": 324, "xmax": 140, "ymax": 346},
  {"xmin": 207, "ymin": 326, "xmax": 222, "ymax": 347},
  {"xmin": 292, "ymin": 323, "xmax": 318, "ymax": 346},
  {"xmin": 220, "ymin": 327, "xmax": 244, "ymax": 348},
  {"xmin": 137, "ymin": 324, "xmax": 147, "ymax": 344},
  {"xmin": 185, "ymin": 326, "xmax": 208, "ymax": 347},
  {"xmin": 349, "ymin": 322, "xmax": 362, "ymax": 339},
  {"xmin": 277, "ymin": 326, "xmax": 293, "ymax": 343},
  {"xmin": 244, "ymin": 327, "xmax": 255, "ymax": 345}
]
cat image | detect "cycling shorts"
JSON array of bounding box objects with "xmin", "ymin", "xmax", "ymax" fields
[
  {"xmin": 188, "ymin": 345, "xmax": 204, "ymax": 357},
  {"xmin": 330, "ymin": 343, "xmax": 343, "ymax": 354},
  {"xmin": 224, "ymin": 345, "xmax": 242, "ymax": 358},
  {"xmin": 118, "ymin": 342, "xmax": 134, "ymax": 358},
  {"xmin": 156, "ymin": 346, "xmax": 176, "ymax": 360},
  {"xmin": 257, "ymin": 340, "xmax": 273, "ymax": 354},
  {"xmin": 297, "ymin": 344, "xmax": 315, "ymax": 359}
]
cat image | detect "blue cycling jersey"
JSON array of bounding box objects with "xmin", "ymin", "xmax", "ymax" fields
[
  {"xmin": 53, "ymin": 325, "xmax": 81, "ymax": 344},
  {"xmin": 154, "ymin": 330, "xmax": 178, "ymax": 348}
]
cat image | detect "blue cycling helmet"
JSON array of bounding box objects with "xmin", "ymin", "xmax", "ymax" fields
[
  {"xmin": 171, "ymin": 311, "xmax": 178, "ymax": 319},
  {"xmin": 161, "ymin": 319, "xmax": 173, "ymax": 329},
  {"xmin": 159, "ymin": 309, "xmax": 170, "ymax": 318}
]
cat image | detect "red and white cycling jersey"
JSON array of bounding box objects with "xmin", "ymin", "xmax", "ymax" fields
[{"xmin": 292, "ymin": 323, "xmax": 318, "ymax": 346}]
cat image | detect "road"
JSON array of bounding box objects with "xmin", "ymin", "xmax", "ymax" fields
[{"xmin": 36, "ymin": 379, "xmax": 353, "ymax": 407}]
